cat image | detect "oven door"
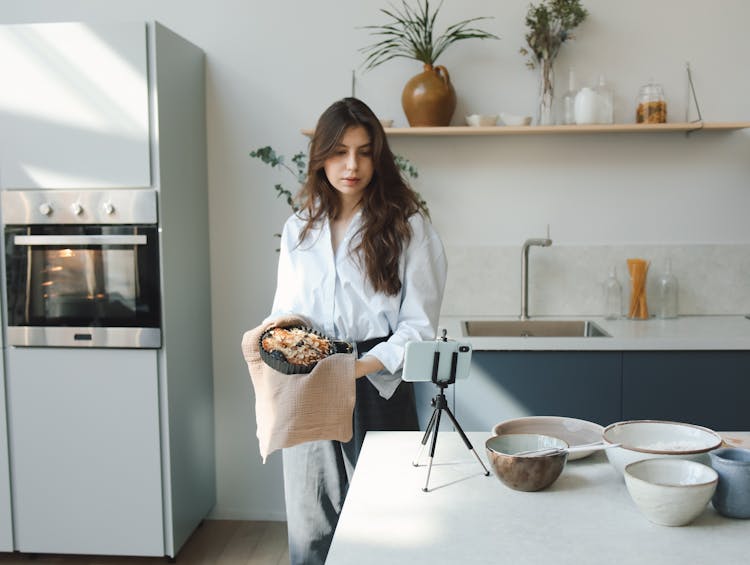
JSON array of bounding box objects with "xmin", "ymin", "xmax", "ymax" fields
[{"xmin": 4, "ymin": 225, "xmax": 161, "ymax": 348}]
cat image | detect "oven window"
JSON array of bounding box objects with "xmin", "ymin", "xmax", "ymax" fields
[{"xmin": 5, "ymin": 225, "xmax": 160, "ymax": 328}]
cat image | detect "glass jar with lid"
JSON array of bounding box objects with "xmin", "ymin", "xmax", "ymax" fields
[{"xmin": 636, "ymin": 82, "xmax": 667, "ymax": 123}]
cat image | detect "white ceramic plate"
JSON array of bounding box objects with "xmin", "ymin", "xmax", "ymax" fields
[{"xmin": 492, "ymin": 416, "xmax": 604, "ymax": 460}]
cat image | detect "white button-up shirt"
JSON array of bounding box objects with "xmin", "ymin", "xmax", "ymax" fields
[{"xmin": 268, "ymin": 210, "xmax": 447, "ymax": 399}]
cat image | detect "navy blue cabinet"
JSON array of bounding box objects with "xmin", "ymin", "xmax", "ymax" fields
[
  {"xmin": 451, "ymin": 352, "xmax": 622, "ymax": 431},
  {"xmin": 436, "ymin": 350, "xmax": 750, "ymax": 434},
  {"xmin": 621, "ymin": 351, "xmax": 750, "ymax": 430}
]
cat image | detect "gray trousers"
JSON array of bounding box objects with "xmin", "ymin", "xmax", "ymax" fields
[{"xmin": 282, "ymin": 377, "xmax": 418, "ymax": 565}]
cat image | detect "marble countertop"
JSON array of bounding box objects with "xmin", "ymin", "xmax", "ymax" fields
[
  {"xmin": 326, "ymin": 431, "xmax": 750, "ymax": 565},
  {"xmin": 439, "ymin": 314, "xmax": 750, "ymax": 351}
]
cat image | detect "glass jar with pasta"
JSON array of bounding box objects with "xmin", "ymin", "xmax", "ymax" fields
[{"xmin": 636, "ymin": 82, "xmax": 667, "ymax": 124}]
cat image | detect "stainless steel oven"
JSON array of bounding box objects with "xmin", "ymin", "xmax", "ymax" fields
[{"xmin": 2, "ymin": 190, "xmax": 161, "ymax": 348}]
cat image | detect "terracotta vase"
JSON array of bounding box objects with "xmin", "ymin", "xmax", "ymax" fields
[{"xmin": 401, "ymin": 64, "xmax": 457, "ymax": 127}]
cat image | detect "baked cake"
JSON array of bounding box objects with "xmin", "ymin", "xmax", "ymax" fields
[{"xmin": 259, "ymin": 326, "xmax": 352, "ymax": 374}]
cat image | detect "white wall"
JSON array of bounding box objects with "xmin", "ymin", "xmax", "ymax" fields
[{"xmin": 1, "ymin": 0, "xmax": 749, "ymax": 520}]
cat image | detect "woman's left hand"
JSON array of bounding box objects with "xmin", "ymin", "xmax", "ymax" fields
[{"xmin": 354, "ymin": 355, "xmax": 384, "ymax": 379}]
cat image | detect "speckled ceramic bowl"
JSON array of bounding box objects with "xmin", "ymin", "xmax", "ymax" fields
[
  {"xmin": 485, "ymin": 433, "xmax": 568, "ymax": 492},
  {"xmin": 624, "ymin": 458, "xmax": 718, "ymax": 526}
]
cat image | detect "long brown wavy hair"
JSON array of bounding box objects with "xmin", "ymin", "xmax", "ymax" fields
[{"xmin": 296, "ymin": 97, "xmax": 427, "ymax": 296}]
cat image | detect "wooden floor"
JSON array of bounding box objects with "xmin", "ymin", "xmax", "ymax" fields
[{"xmin": 0, "ymin": 521, "xmax": 288, "ymax": 565}]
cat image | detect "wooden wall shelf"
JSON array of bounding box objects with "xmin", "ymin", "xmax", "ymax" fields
[{"xmin": 301, "ymin": 121, "xmax": 750, "ymax": 138}]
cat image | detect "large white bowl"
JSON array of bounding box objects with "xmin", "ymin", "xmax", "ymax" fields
[
  {"xmin": 493, "ymin": 416, "xmax": 604, "ymax": 460},
  {"xmin": 603, "ymin": 420, "xmax": 722, "ymax": 477},
  {"xmin": 624, "ymin": 458, "xmax": 718, "ymax": 526}
]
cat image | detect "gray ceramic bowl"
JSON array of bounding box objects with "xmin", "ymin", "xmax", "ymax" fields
[{"xmin": 485, "ymin": 433, "xmax": 568, "ymax": 492}]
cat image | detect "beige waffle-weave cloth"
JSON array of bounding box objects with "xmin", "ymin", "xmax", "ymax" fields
[{"xmin": 241, "ymin": 315, "xmax": 356, "ymax": 463}]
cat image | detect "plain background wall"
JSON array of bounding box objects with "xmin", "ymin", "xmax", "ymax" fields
[{"xmin": 1, "ymin": 0, "xmax": 749, "ymax": 520}]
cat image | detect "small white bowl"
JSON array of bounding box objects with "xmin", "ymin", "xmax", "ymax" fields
[
  {"xmin": 499, "ymin": 112, "xmax": 532, "ymax": 126},
  {"xmin": 379, "ymin": 119, "xmax": 394, "ymax": 128},
  {"xmin": 603, "ymin": 420, "xmax": 722, "ymax": 477},
  {"xmin": 624, "ymin": 458, "xmax": 718, "ymax": 526},
  {"xmin": 465, "ymin": 114, "xmax": 498, "ymax": 127}
]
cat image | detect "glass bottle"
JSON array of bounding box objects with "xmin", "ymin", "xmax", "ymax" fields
[
  {"xmin": 636, "ymin": 81, "xmax": 667, "ymax": 123},
  {"xmin": 560, "ymin": 68, "xmax": 577, "ymax": 125},
  {"xmin": 603, "ymin": 266, "xmax": 622, "ymax": 320},
  {"xmin": 657, "ymin": 258, "xmax": 679, "ymax": 319},
  {"xmin": 596, "ymin": 75, "xmax": 614, "ymax": 124}
]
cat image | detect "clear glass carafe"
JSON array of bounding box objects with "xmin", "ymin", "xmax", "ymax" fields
[
  {"xmin": 657, "ymin": 258, "xmax": 679, "ymax": 319},
  {"xmin": 603, "ymin": 266, "xmax": 622, "ymax": 320}
]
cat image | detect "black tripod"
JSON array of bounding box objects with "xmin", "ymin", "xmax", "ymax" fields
[{"xmin": 412, "ymin": 336, "xmax": 490, "ymax": 492}]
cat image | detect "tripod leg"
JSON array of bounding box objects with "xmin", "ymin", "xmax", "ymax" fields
[
  {"xmin": 413, "ymin": 407, "xmax": 438, "ymax": 466},
  {"xmin": 423, "ymin": 408, "xmax": 443, "ymax": 492},
  {"xmin": 442, "ymin": 406, "xmax": 490, "ymax": 476}
]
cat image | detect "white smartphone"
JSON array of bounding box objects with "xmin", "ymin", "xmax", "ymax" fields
[{"xmin": 402, "ymin": 340, "xmax": 472, "ymax": 383}]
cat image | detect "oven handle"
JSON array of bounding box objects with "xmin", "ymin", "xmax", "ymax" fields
[{"xmin": 13, "ymin": 234, "xmax": 148, "ymax": 246}]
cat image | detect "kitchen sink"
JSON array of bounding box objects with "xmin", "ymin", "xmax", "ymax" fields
[{"xmin": 463, "ymin": 319, "xmax": 611, "ymax": 338}]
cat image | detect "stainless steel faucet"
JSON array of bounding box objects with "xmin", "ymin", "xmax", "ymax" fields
[{"xmin": 520, "ymin": 226, "xmax": 553, "ymax": 320}]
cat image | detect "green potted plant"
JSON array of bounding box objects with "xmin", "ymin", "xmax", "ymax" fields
[
  {"xmin": 519, "ymin": 0, "xmax": 588, "ymax": 126},
  {"xmin": 360, "ymin": 0, "xmax": 498, "ymax": 127}
]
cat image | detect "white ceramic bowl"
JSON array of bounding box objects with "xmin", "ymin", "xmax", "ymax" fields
[
  {"xmin": 465, "ymin": 114, "xmax": 498, "ymax": 127},
  {"xmin": 379, "ymin": 118, "xmax": 394, "ymax": 128},
  {"xmin": 603, "ymin": 420, "xmax": 722, "ymax": 477},
  {"xmin": 499, "ymin": 112, "xmax": 532, "ymax": 126},
  {"xmin": 624, "ymin": 458, "xmax": 718, "ymax": 526},
  {"xmin": 493, "ymin": 416, "xmax": 604, "ymax": 460}
]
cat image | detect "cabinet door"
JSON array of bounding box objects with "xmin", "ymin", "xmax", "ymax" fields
[
  {"xmin": 0, "ymin": 22, "xmax": 150, "ymax": 189},
  {"xmin": 622, "ymin": 351, "xmax": 750, "ymax": 431},
  {"xmin": 6, "ymin": 348, "xmax": 164, "ymax": 556},
  {"xmin": 454, "ymin": 352, "xmax": 622, "ymax": 430},
  {"xmin": 0, "ymin": 344, "xmax": 12, "ymax": 551}
]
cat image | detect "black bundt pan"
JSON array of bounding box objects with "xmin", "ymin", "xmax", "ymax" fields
[{"xmin": 259, "ymin": 326, "xmax": 352, "ymax": 374}]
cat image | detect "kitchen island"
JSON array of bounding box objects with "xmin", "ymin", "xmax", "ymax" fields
[{"xmin": 326, "ymin": 431, "xmax": 750, "ymax": 565}]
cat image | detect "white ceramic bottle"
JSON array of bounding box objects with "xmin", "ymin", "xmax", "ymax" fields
[
  {"xmin": 657, "ymin": 258, "xmax": 679, "ymax": 319},
  {"xmin": 603, "ymin": 266, "xmax": 622, "ymax": 320},
  {"xmin": 574, "ymin": 86, "xmax": 598, "ymax": 124}
]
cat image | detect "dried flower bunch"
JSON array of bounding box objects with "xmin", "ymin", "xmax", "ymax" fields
[
  {"xmin": 519, "ymin": 0, "xmax": 588, "ymax": 68},
  {"xmin": 360, "ymin": 0, "xmax": 498, "ymax": 70}
]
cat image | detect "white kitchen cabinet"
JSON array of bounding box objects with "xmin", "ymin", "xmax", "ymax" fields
[
  {"xmin": 0, "ymin": 21, "xmax": 214, "ymax": 559},
  {"xmin": 0, "ymin": 337, "xmax": 11, "ymax": 552},
  {"xmin": 6, "ymin": 348, "xmax": 164, "ymax": 555},
  {"xmin": 0, "ymin": 22, "xmax": 151, "ymax": 189}
]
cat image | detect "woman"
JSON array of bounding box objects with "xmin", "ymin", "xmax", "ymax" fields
[{"xmin": 268, "ymin": 97, "xmax": 447, "ymax": 565}]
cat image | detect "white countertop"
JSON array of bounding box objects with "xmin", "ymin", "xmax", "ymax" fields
[
  {"xmin": 439, "ymin": 314, "xmax": 750, "ymax": 351},
  {"xmin": 326, "ymin": 431, "xmax": 750, "ymax": 565}
]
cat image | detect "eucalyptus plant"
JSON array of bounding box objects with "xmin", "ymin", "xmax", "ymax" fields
[
  {"xmin": 519, "ymin": 0, "xmax": 588, "ymax": 69},
  {"xmin": 360, "ymin": 0, "xmax": 498, "ymax": 71}
]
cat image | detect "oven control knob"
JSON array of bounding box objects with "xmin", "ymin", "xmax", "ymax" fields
[
  {"xmin": 71, "ymin": 202, "xmax": 84, "ymax": 216},
  {"xmin": 103, "ymin": 202, "xmax": 116, "ymax": 216},
  {"xmin": 38, "ymin": 202, "xmax": 53, "ymax": 216}
]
